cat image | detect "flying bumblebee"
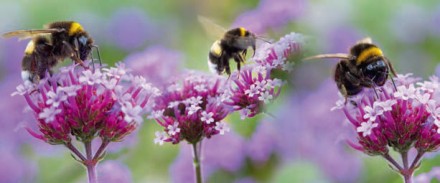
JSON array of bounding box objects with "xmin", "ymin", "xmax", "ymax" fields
[
  {"xmin": 304, "ymin": 37, "xmax": 397, "ymax": 101},
  {"xmin": 2, "ymin": 21, "xmax": 100, "ymax": 83},
  {"xmin": 198, "ymin": 16, "xmax": 257, "ymax": 76}
]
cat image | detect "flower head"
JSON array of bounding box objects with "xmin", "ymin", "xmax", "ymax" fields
[
  {"xmin": 15, "ymin": 64, "xmax": 159, "ymax": 144},
  {"xmin": 225, "ymin": 66, "xmax": 282, "ymax": 119},
  {"xmin": 338, "ymin": 74, "xmax": 440, "ymax": 155},
  {"xmin": 252, "ymin": 32, "xmax": 305, "ymax": 73},
  {"xmin": 153, "ymin": 72, "xmax": 231, "ymax": 144}
]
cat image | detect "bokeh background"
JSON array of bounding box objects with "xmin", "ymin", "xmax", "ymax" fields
[{"xmin": 2, "ymin": 0, "xmax": 440, "ymax": 182}]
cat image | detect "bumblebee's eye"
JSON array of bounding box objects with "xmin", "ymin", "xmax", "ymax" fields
[
  {"xmin": 78, "ymin": 36, "xmax": 88, "ymax": 46},
  {"xmin": 367, "ymin": 64, "xmax": 374, "ymax": 70}
]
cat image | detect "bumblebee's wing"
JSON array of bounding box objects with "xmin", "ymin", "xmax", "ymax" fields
[
  {"xmin": 198, "ymin": 15, "xmax": 227, "ymax": 40},
  {"xmin": 2, "ymin": 29, "xmax": 61, "ymax": 39},
  {"xmin": 303, "ymin": 53, "xmax": 351, "ymax": 61},
  {"xmin": 356, "ymin": 37, "xmax": 373, "ymax": 44}
]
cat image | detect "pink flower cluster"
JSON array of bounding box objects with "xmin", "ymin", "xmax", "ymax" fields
[
  {"xmin": 225, "ymin": 67, "xmax": 283, "ymax": 119},
  {"xmin": 152, "ymin": 72, "xmax": 231, "ymax": 145},
  {"xmin": 13, "ymin": 63, "xmax": 160, "ymax": 144},
  {"xmin": 334, "ymin": 74, "xmax": 440, "ymax": 155}
]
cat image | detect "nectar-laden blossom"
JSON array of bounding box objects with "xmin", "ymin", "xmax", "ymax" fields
[
  {"xmin": 252, "ymin": 32, "xmax": 305, "ymax": 73},
  {"xmin": 152, "ymin": 71, "xmax": 231, "ymax": 145},
  {"xmin": 15, "ymin": 63, "xmax": 159, "ymax": 144},
  {"xmin": 225, "ymin": 66, "xmax": 282, "ymax": 119},
  {"xmin": 336, "ymin": 74, "xmax": 440, "ymax": 182},
  {"xmin": 13, "ymin": 63, "xmax": 159, "ymax": 183}
]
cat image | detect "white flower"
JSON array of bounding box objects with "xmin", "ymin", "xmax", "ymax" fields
[
  {"xmin": 102, "ymin": 78, "xmax": 118, "ymax": 89},
  {"xmin": 59, "ymin": 85, "xmax": 81, "ymax": 97},
  {"xmin": 215, "ymin": 122, "xmax": 230, "ymax": 135},
  {"xmin": 357, "ymin": 121, "xmax": 379, "ymax": 137},
  {"xmin": 11, "ymin": 82, "xmax": 34, "ymax": 96},
  {"xmin": 168, "ymin": 101, "xmax": 180, "ymax": 109},
  {"xmin": 167, "ymin": 122, "xmax": 181, "ymax": 136},
  {"xmin": 376, "ymin": 100, "xmax": 397, "ymax": 112},
  {"xmin": 394, "ymin": 85, "xmax": 417, "ymax": 100},
  {"xmin": 194, "ymin": 84, "xmax": 207, "ymax": 92},
  {"xmin": 245, "ymin": 84, "xmax": 260, "ymax": 97},
  {"xmin": 167, "ymin": 83, "xmax": 181, "ymax": 92},
  {"xmin": 154, "ymin": 131, "xmax": 167, "ymax": 145},
  {"xmin": 46, "ymin": 90, "xmax": 67, "ymax": 107},
  {"xmin": 255, "ymin": 80, "xmax": 268, "ymax": 92},
  {"xmin": 363, "ymin": 104, "xmax": 384, "ymax": 122},
  {"xmin": 186, "ymin": 96, "xmax": 203, "ymax": 106},
  {"xmin": 121, "ymin": 102, "xmax": 143, "ymax": 124},
  {"xmin": 187, "ymin": 105, "xmax": 201, "ymax": 115},
  {"xmin": 201, "ymin": 111, "xmax": 214, "ymax": 124},
  {"xmin": 103, "ymin": 63, "xmax": 127, "ymax": 79},
  {"xmin": 417, "ymin": 81, "xmax": 438, "ymax": 93},
  {"xmin": 39, "ymin": 107, "xmax": 62, "ymax": 123},
  {"xmin": 258, "ymin": 91, "xmax": 273, "ymax": 104},
  {"xmin": 331, "ymin": 99, "xmax": 345, "ymax": 111},
  {"xmin": 415, "ymin": 93, "xmax": 431, "ymax": 104},
  {"xmin": 148, "ymin": 109, "xmax": 164, "ymax": 119},
  {"xmin": 79, "ymin": 70, "xmax": 103, "ymax": 85}
]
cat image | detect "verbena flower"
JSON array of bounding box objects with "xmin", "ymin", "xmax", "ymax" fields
[
  {"xmin": 225, "ymin": 66, "xmax": 283, "ymax": 119},
  {"xmin": 18, "ymin": 63, "xmax": 159, "ymax": 144},
  {"xmin": 252, "ymin": 32, "xmax": 305, "ymax": 73},
  {"xmin": 152, "ymin": 71, "xmax": 231, "ymax": 145},
  {"xmin": 13, "ymin": 63, "xmax": 159, "ymax": 183},
  {"xmin": 336, "ymin": 74, "xmax": 440, "ymax": 182}
]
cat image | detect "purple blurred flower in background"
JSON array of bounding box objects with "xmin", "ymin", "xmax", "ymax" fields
[
  {"xmin": 389, "ymin": 4, "xmax": 430, "ymax": 44},
  {"xmin": 414, "ymin": 167, "xmax": 440, "ymax": 183},
  {"xmin": 98, "ymin": 160, "xmax": 133, "ymax": 183},
  {"xmin": 233, "ymin": 0, "xmax": 307, "ymax": 34},
  {"xmin": 277, "ymin": 80, "xmax": 362, "ymax": 183},
  {"xmin": 124, "ymin": 45, "xmax": 184, "ymax": 88},
  {"xmin": 108, "ymin": 7, "xmax": 158, "ymax": 51}
]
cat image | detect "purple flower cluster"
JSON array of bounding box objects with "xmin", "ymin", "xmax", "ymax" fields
[
  {"xmin": 252, "ymin": 32, "xmax": 305, "ymax": 73},
  {"xmin": 336, "ymin": 74, "xmax": 440, "ymax": 155},
  {"xmin": 13, "ymin": 63, "xmax": 160, "ymax": 144},
  {"xmin": 225, "ymin": 67, "xmax": 283, "ymax": 119},
  {"xmin": 152, "ymin": 72, "xmax": 231, "ymax": 145},
  {"xmin": 334, "ymin": 73, "xmax": 440, "ymax": 182}
]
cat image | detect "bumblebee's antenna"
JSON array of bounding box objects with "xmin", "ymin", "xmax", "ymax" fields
[{"xmin": 256, "ymin": 36, "xmax": 272, "ymax": 43}]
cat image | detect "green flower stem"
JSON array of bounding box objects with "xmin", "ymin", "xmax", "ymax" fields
[{"xmin": 192, "ymin": 141, "xmax": 203, "ymax": 183}]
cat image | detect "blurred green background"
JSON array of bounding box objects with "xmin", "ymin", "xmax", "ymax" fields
[{"xmin": 2, "ymin": 0, "xmax": 440, "ymax": 182}]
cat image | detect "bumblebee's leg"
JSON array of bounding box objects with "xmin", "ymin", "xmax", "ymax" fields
[
  {"xmin": 384, "ymin": 57, "xmax": 397, "ymax": 91},
  {"xmin": 62, "ymin": 41, "xmax": 87, "ymax": 68}
]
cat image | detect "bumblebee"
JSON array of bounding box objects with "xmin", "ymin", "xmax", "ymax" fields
[
  {"xmin": 3, "ymin": 21, "xmax": 99, "ymax": 83},
  {"xmin": 304, "ymin": 37, "xmax": 397, "ymax": 101},
  {"xmin": 199, "ymin": 16, "xmax": 256, "ymax": 75}
]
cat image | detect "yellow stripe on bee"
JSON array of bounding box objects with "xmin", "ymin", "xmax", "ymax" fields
[
  {"xmin": 356, "ymin": 47, "xmax": 383, "ymax": 65},
  {"xmin": 210, "ymin": 40, "xmax": 222, "ymax": 56},
  {"xmin": 24, "ymin": 41, "xmax": 35, "ymax": 54},
  {"xmin": 69, "ymin": 22, "xmax": 84, "ymax": 36},
  {"xmin": 239, "ymin": 27, "xmax": 246, "ymax": 37}
]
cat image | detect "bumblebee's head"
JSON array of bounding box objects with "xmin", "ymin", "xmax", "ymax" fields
[
  {"xmin": 76, "ymin": 33, "xmax": 93, "ymax": 60},
  {"xmin": 361, "ymin": 58, "xmax": 388, "ymax": 86}
]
